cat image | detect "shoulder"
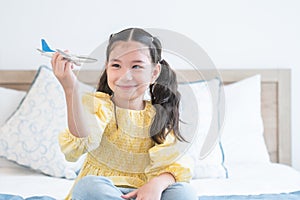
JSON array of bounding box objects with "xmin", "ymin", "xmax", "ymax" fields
[
  {"xmin": 82, "ymin": 92, "xmax": 113, "ymax": 113},
  {"xmin": 83, "ymin": 91, "xmax": 111, "ymax": 102},
  {"xmin": 145, "ymin": 100, "xmax": 156, "ymax": 115},
  {"xmin": 94, "ymin": 91, "xmax": 111, "ymax": 99},
  {"xmin": 141, "ymin": 101, "xmax": 156, "ymax": 124}
]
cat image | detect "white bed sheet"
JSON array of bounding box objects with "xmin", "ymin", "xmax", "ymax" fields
[
  {"xmin": 1, "ymin": 158, "xmax": 300, "ymax": 199},
  {"xmin": 191, "ymin": 163, "xmax": 300, "ymax": 196},
  {"xmin": 0, "ymin": 158, "xmax": 73, "ymax": 199}
]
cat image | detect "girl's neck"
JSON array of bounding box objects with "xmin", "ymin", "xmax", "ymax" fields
[{"xmin": 111, "ymin": 95, "xmax": 145, "ymax": 110}]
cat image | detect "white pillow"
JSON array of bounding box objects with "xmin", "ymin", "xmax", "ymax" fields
[
  {"xmin": 0, "ymin": 87, "xmax": 26, "ymax": 126},
  {"xmin": 0, "ymin": 157, "xmax": 22, "ymax": 168},
  {"xmin": 179, "ymin": 78, "xmax": 227, "ymax": 179},
  {"xmin": 221, "ymin": 75, "xmax": 270, "ymax": 166},
  {"xmin": 0, "ymin": 66, "xmax": 93, "ymax": 179}
]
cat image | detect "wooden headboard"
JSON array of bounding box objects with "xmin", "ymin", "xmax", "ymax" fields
[{"xmin": 0, "ymin": 69, "xmax": 291, "ymax": 165}]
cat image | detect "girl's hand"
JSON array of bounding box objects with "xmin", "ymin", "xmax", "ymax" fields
[
  {"xmin": 121, "ymin": 180, "xmax": 163, "ymax": 200},
  {"xmin": 51, "ymin": 51, "xmax": 77, "ymax": 93},
  {"xmin": 121, "ymin": 173, "xmax": 175, "ymax": 200}
]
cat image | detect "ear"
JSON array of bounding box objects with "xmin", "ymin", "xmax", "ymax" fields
[{"xmin": 151, "ymin": 63, "xmax": 161, "ymax": 83}]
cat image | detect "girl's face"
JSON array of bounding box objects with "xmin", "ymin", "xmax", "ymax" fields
[{"xmin": 106, "ymin": 41, "xmax": 160, "ymax": 103}]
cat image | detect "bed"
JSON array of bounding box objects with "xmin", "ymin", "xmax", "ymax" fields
[{"xmin": 0, "ymin": 66, "xmax": 299, "ymax": 200}]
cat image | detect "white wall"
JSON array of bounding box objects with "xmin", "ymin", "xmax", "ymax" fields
[{"xmin": 1, "ymin": 0, "xmax": 299, "ymax": 170}]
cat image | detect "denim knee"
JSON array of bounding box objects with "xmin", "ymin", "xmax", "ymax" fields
[
  {"xmin": 73, "ymin": 175, "xmax": 111, "ymax": 191},
  {"xmin": 72, "ymin": 176, "xmax": 122, "ymax": 200},
  {"xmin": 162, "ymin": 182, "xmax": 198, "ymax": 200}
]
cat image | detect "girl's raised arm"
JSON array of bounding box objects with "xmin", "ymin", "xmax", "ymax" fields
[{"xmin": 51, "ymin": 52, "xmax": 89, "ymax": 138}]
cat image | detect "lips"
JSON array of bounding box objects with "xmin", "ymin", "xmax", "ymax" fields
[{"xmin": 116, "ymin": 84, "xmax": 137, "ymax": 90}]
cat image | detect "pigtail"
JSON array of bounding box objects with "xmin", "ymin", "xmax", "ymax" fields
[{"xmin": 150, "ymin": 59, "xmax": 186, "ymax": 144}]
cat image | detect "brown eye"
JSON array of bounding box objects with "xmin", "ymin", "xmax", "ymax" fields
[
  {"xmin": 112, "ymin": 64, "xmax": 120, "ymax": 68},
  {"xmin": 132, "ymin": 65, "xmax": 142, "ymax": 69}
]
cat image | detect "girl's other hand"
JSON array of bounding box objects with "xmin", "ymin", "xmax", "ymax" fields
[
  {"xmin": 51, "ymin": 51, "xmax": 77, "ymax": 93},
  {"xmin": 121, "ymin": 181, "xmax": 163, "ymax": 200},
  {"xmin": 121, "ymin": 173, "xmax": 175, "ymax": 200}
]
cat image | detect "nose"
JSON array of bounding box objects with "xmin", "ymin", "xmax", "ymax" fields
[{"xmin": 122, "ymin": 69, "xmax": 133, "ymax": 81}]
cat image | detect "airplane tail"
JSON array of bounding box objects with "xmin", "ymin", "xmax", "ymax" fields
[{"xmin": 41, "ymin": 39, "xmax": 55, "ymax": 52}]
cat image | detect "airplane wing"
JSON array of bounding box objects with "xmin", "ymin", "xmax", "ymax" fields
[{"xmin": 56, "ymin": 49, "xmax": 97, "ymax": 64}]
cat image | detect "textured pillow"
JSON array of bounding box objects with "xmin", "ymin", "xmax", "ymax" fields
[
  {"xmin": 221, "ymin": 75, "xmax": 270, "ymax": 165},
  {"xmin": 0, "ymin": 157, "xmax": 21, "ymax": 168},
  {"xmin": 0, "ymin": 66, "xmax": 93, "ymax": 179},
  {"xmin": 179, "ymin": 78, "xmax": 227, "ymax": 179},
  {"xmin": 0, "ymin": 87, "xmax": 26, "ymax": 126}
]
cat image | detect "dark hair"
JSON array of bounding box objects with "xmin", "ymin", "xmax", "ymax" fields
[{"xmin": 97, "ymin": 28, "xmax": 185, "ymax": 144}]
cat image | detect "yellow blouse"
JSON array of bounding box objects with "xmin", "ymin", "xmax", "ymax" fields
[{"xmin": 58, "ymin": 92, "xmax": 193, "ymax": 200}]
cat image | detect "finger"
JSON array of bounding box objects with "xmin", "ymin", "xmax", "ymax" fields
[
  {"xmin": 57, "ymin": 54, "xmax": 69, "ymax": 70},
  {"xmin": 53, "ymin": 53, "xmax": 67, "ymax": 73},
  {"xmin": 52, "ymin": 51, "xmax": 74, "ymax": 77},
  {"xmin": 57, "ymin": 60, "xmax": 68, "ymax": 78},
  {"xmin": 52, "ymin": 53, "xmax": 65, "ymax": 76},
  {"xmin": 57, "ymin": 53, "xmax": 73, "ymax": 68},
  {"xmin": 57, "ymin": 53, "xmax": 66, "ymax": 62},
  {"xmin": 63, "ymin": 50, "xmax": 82, "ymax": 66},
  {"xmin": 51, "ymin": 52, "xmax": 60, "ymax": 70},
  {"xmin": 65, "ymin": 62, "xmax": 74, "ymax": 73},
  {"xmin": 121, "ymin": 190, "xmax": 137, "ymax": 199}
]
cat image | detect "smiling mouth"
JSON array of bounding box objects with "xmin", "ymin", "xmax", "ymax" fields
[{"xmin": 116, "ymin": 85, "xmax": 137, "ymax": 90}]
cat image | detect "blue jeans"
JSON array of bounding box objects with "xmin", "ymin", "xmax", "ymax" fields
[{"xmin": 72, "ymin": 175, "xmax": 198, "ymax": 200}]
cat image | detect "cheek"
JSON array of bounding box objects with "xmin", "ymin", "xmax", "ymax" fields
[
  {"xmin": 136, "ymin": 70, "xmax": 153, "ymax": 83},
  {"xmin": 135, "ymin": 76, "xmax": 152, "ymax": 92},
  {"xmin": 106, "ymin": 71, "xmax": 117, "ymax": 90}
]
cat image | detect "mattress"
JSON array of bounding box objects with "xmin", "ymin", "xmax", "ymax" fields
[{"xmin": 1, "ymin": 157, "xmax": 300, "ymax": 199}]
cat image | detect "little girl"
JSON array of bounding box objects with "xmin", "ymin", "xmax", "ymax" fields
[{"xmin": 51, "ymin": 28, "xmax": 197, "ymax": 200}]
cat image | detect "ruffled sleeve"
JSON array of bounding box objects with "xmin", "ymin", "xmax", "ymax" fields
[
  {"xmin": 145, "ymin": 133, "xmax": 194, "ymax": 182},
  {"xmin": 58, "ymin": 92, "xmax": 113, "ymax": 162}
]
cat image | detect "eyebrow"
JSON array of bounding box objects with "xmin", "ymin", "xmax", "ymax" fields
[
  {"xmin": 109, "ymin": 58, "xmax": 146, "ymax": 64},
  {"xmin": 132, "ymin": 60, "xmax": 145, "ymax": 64}
]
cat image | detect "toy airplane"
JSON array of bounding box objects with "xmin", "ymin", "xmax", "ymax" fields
[{"xmin": 37, "ymin": 39, "xmax": 97, "ymax": 66}]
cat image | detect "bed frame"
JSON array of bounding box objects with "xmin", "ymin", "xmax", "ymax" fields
[{"xmin": 0, "ymin": 69, "xmax": 291, "ymax": 165}]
